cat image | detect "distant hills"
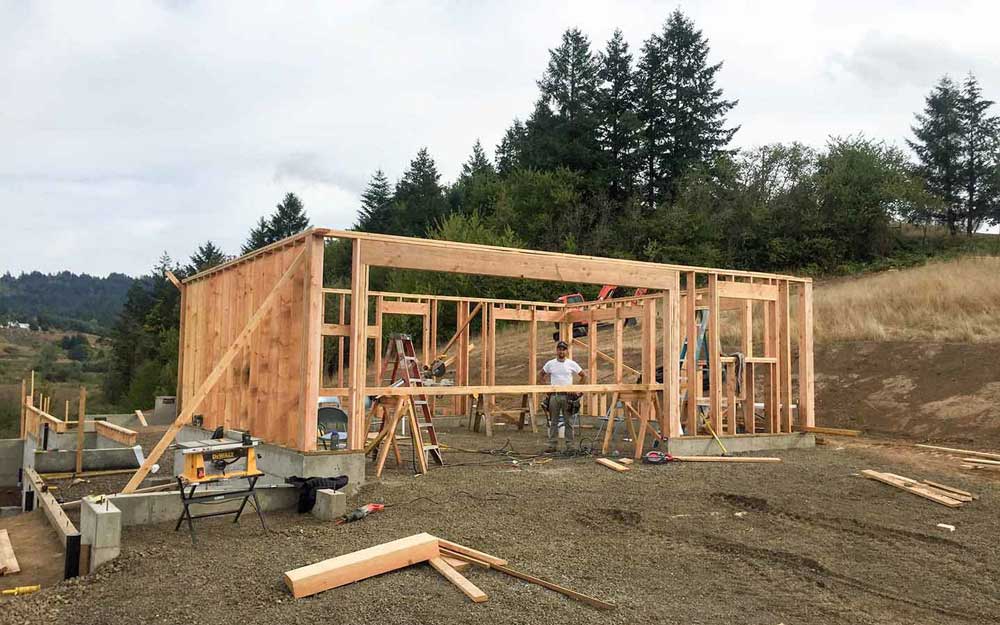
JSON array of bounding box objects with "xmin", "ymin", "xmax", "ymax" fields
[{"xmin": 0, "ymin": 271, "xmax": 135, "ymax": 335}]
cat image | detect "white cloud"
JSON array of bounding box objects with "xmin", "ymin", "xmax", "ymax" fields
[{"xmin": 2, "ymin": 0, "xmax": 999, "ymax": 275}]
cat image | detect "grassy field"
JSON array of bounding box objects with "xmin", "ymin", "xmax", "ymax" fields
[{"xmin": 814, "ymin": 256, "xmax": 1000, "ymax": 342}]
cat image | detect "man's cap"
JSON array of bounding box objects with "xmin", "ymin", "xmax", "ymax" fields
[{"xmin": 556, "ymin": 340, "xmax": 569, "ymax": 349}]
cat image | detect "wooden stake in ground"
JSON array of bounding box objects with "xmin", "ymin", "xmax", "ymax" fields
[{"xmin": 75, "ymin": 387, "xmax": 87, "ymax": 474}]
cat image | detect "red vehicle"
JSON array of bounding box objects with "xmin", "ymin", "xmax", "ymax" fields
[{"xmin": 553, "ymin": 285, "xmax": 647, "ymax": 341}]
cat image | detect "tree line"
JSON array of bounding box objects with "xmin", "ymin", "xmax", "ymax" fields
[{"xmin": 98, "ymin": 9, "xmax": 1000, "ymax": 410}]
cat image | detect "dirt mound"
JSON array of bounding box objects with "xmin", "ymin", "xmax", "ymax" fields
[{"xmin": 816, "ymin": 340, "xmax": 1000, "ymax": 447}]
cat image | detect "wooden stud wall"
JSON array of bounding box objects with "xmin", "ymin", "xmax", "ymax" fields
[{"xmin": 164, "ymin": 228, "xmax": 815, "ymax": 457}]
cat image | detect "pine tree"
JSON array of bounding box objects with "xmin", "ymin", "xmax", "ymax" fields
[
  {"xmin": 538, "ymin": 28, "xmax": 600, "ymax": 124},
  {"xmin": 461, "ymin": 140, "xmax": 496, "ymax": 180},
  {"xmin": 597, "ymin": 29, "xmax": 640, "ymax": 200},
  {"xmin": 532, "ymin": 28, "xmax": 605, "ymax": 175},
  {"xmin": 187, "ymin": 241, "xmax": 228, "ymax": 274},
  {"xmin": 355, "ymin": 170, "xmax": 394, "ymax": 233},
  {"xmin": 637, "ymin": 10, "xmax": 738, "ymax": 207},
  {"xmin": 269, "ymin": 192, "xmax": 310, "ymax": 240},
  {"xmin": 908, "ymin": 76, "xmax": 964, "ymax": 234},
  {"xmin": 391, "ymin": 148, "xmax": 448, "ymax": 236},
  {"xmin": 958, "ymin": 74, "xmax": 1000, "ymax": 235},
  {"xmin": 242, "ymin": 217, "xmax": 273, "ymax": 254},
  {"xmin": 496, "ymin": 120, "xmax": 527, "ymax": 175}
]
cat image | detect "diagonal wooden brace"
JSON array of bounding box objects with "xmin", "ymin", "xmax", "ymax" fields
[{"xmin": 120, "ymin": 248, "xmax": 307, "ymax": 493}]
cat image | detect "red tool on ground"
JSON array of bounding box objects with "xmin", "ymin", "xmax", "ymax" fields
[{"xmin": 336, "ymin": 503, "xmax": 385, "ymax": 525}]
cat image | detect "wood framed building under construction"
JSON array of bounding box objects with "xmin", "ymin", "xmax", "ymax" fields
[{"xmin": 123, "ymin": 227, "xmax": 815, "ymax": 491}]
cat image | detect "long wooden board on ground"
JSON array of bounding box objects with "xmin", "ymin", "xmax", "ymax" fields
[
  {"xmin": 0, "ymin": 529, "xmax": 20, "ymax": 576},
  {"xmin": 921, "ymin": 480, "xmax": 976, "ymax": 500},
  {"xmin": 670, "ymin": 455, "xmax": 781, "ymax": 463},
  {"xmin": 799, "ymin": 426, "xmax": 861, "ymax": 437},
  {"xmin": 914, "ymin": 444, "xmax": 1000, "ymax": 461},
  {"xmin": 596, "ymin": 458, "xmax": 631, "ymax": 472},
  {"xmin": 439, "ymin": 548, "xmax": 615, "ymax": 610},
  {"xmin": 284, "ymin": 533, "xmax": 440, "ymax": 598},
  {"xmin": 861, "ymin": 470, "xmax": 964, "ymax": 508}
]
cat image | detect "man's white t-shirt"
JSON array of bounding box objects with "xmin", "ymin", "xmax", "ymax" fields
[{"xmin": 543, "ymin": 358, "xmax": 582, "ymax": 386}]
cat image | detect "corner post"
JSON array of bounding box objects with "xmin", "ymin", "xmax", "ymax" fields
[
  {"xmin": 299, "ymin": 233, "xmax": 324, "ymax": 451},
  {"xmin": 347, "ymin": 239, "xmax": 369, "ymax": 450},
  {"xmin": 798, "ymin": 281, "xmax": 815, "ymax": 428}
]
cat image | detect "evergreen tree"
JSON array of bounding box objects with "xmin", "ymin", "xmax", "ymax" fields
[
  {"xmin": 597, "ymin": 29, "xmax": 640, "ymax": 200},
  {"xmin": 637, "ymin": 10, "xmax": 738, "ymax": 207},
  {"xmin": 187, "ymin": 241, "xmax": 227, "ymax": 274},
  {"xmin": 355, "ymin": 169, "xmax": 394, "ymax": 233},
  {"xmin": 242, "ymin": 217, "xmax": 273, "ymax": 254},
  {"xmin": 496, "ymin": 120, "xmax": 527, "ymax": 175},
  {"xmin": 391, "ymin": 148, "xmax": 448, "ymax": 236},
  {"xmin": 242, "ymin": 192, "xmax": 310, "ymax": 254},
  {"xmin": 908, "ymin": 76, "xmax": 964, "ymax": 234},
  {"xmin": 461, "ymin": 140, "xmax": 496, "ymax": 179},
  {"xmin": 269, "ymin": 192, "xmax": 310, "ymax": 240},
  {"xmin": 531, "ymin": 28, "xmax": 605, "ymax": 175},
  {"xmin": 958, "ymin": 74, "xmax": 1000, "ymax": 235}
]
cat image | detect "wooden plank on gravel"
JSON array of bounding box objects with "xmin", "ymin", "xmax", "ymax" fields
[
  {"xmin": 921, "ymin": 480, "xmax": 976, "ymax": 500},
  {"xmin": 283, "ymin": 533, "xmax": 440, "ymax": 598},
  {"xmin": 915, "ymin": 444, "xmax": 1000, "ymax": 461},
  {"xmin": 799, "ymin": 426, "xmax": 861, "ymax": 436},
  {"xmin": 428, "ymin": 557, "xmax": 488, "ymax": 603},
  {"xmin": 961, "ymin": 457, "xmax": 1000, "ymax": 466},
  {"xmin": 489, "ymin": 562, "xmax": 615, "ymax": 610},
  {"xmin": 442, "ymin": 555, "xmax": 472, "ymax": 572},
  {"xmin": 671, "ymin": 456, "xmax": 781, "ymax": 463},
  {"xmin": 0, "ymin": 529, "xmax": 20, "ymax": 575},
  {"xmin": 438, "ymin": 539, "xmax": 508, "ymax": 567},
  {"xmin": 861, "ymin": 470, "xmax": 963, "ymax": 508},
  {"xmin": 596, "ymin": 458, "xmax": 631, "ymax": 472}
]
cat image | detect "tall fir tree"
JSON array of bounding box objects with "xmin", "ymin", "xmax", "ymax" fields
[
  {"xmin": 597, "ymin": 29, "xmax": 640, "ymax": 200},
  {"xmin": 908, "ymin": 76, "xmax": 964, "ymax": 234},
  {"xmin": 637, "ymin": 10, "xmax": 738, "ymax": 207},
  {"xmin": 391, "ymin": 147, "xmax": 448, "ymax": 236},
  {"xmin": 533, "ymin": 28, "xmax": 605, "ymax": 175},
  {"xmin": 496, "ymin": 120, "xmax": 527, "ymax": 175},
  {"xmin": 461, "ymin": 140, "xmax": 496, "ymax": 180},
  {"xmin": 269, "ymin": 192, "xmax": 310, "ymax": 240},
  {"xmin": 187, "ymin": 241, "xmax": 228, "ymax": 274},
  {"xmin": 355, "ymin": 169, "xmax": 394, "ymax": 233},
  {"xmin": 958, "ymin": 74, "xmax": 1000, "ymax": 234},
  {"xmin": 242, "ymin": 217, "xmax": 272, "ymax": 254}
]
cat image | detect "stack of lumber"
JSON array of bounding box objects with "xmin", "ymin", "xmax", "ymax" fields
[
  {"xmin": 861, "ymin": 470, "xmax": 977, "ymax": 508},
  {"xmin": 915, "ymin": 444, "xmax": 1000, "ymax": 472},
  {"xmin": 283, "ymin": 533, "xmax": 614, "ymax": 609}
]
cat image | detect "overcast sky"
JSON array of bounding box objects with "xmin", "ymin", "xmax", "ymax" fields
[{"xmin": 3, "ymin": 1, "xmax": 998, "ymax": 276}]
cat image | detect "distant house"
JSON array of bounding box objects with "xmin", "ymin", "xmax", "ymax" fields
[{"xmin": 5, "ymin": 321, "xmax": 31, "ymax": 330}]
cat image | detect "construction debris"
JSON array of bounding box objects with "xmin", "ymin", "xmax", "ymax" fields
[
  {"xmin": 913, "ymin": 443, "xmax": 1000, "ymax": 473},
  {"xmin": 914, "ymin": 444, "xmax": 1000, "ymax": 461},
  {"xmin": 283, "ymin": 533, "xmax": 615, "ymax": 610},
  {"xmin": 861, "ymin": 470, "xmax": 974, "ymax": 508},
  {"xmin": 596, "ymin": 458, "xmax": 631, "ymax": 472}
]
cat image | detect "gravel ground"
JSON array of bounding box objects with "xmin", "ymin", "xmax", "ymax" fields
[{"xmin": 3, "ymin": 427, "xmax": 999, "ymax": 625}]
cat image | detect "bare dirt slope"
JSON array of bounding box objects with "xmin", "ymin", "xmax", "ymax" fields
[
  {"xmin": 816, "ymin": 341, "xmax": 1000, "ymax": 447},
  {"xmin": 3, "ymin": 428, "xmax": 999, "ymax": 625}
]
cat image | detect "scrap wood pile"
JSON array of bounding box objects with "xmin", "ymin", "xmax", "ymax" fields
[
  {"xmin": 283, "ymin": 533, "xmax": 614, "ymax": 609},
  {"xmin": 862, "ymin": 470, "xmax": 977, "ymax": 508},
  {"xmin": 915, "ymin": 444, "xmax": 1000, "ymax": 472}
]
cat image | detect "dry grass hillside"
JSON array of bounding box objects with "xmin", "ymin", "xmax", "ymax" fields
[{"xmin": 814, "ymin": 256, "xmax": 1000, "ymax": 343}]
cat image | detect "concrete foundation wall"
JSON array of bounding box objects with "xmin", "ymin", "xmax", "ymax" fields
[
  {"xmin": 0, "ymin": 438, "xmax": 24, "ymax": 486},
  {"xmin": 34, "ymin": 447, "xmax": 142, "ymax": 473},
  {"xmin": 109, "ymin": 483, "xmax": 298, "ymax": 527},
  {"xmin": 664, "ymin": 432, "xmax": 815, "ymax": 456}
]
